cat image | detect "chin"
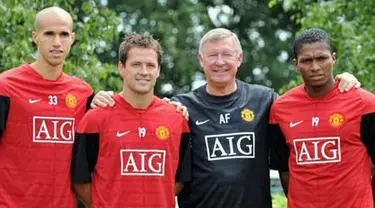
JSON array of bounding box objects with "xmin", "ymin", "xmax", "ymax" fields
[
  {"xmin": 133, "ymin": 88, "xmax": 152, "ymax": 94},
  {"xmin": 213, "ymin": 78, "xmax": 234, "ymax": 86},
  {"xmin": 310, "ymin": 81, "xmax": 329, "ymax": 88},
  {"xmin": 47, "ymin": 60, "xmax": 64, "ymax": 67}
]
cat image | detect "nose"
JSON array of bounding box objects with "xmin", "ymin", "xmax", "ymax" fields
[
  {"xmin": 311, "ymin": 60, "xmax": 320, "ymax": 72},
  {"xmin": 139, "ymin": 65, "xmax": 149, "ymax": 75},
  {"xmin": 52, "ymin": 35, "xmax": 62, "ymax": 47},
  {"xmin": 214, "ymin": 54, "xmax": 225, "ymax": 65}
]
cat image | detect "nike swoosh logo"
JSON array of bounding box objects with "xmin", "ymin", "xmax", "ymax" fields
[
  {"xmin": 29, "ymin": 99, "xmax": 41, "ymax": 104},
  {"xmin": 290, "ymin": 120, "xmax": 303, "ymax": 128},
  {"xmin": 116, "ymin": 131, "xmax": 131, "ymax": 137},
  {"xmin": 195, "ymin": 119, "xmax": 210, "ymax": 126}
]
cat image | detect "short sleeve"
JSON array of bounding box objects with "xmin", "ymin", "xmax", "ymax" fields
[
  {"xmin": 71, "ymin": 110, "xmax": 101, "ymax": 183},
  {"xmin": 269, "ymin": 100, "xmax": 289, "ymax": 171}
]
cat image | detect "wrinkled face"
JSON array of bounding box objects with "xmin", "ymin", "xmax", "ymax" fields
[
  {"xmin": 119, "ymin": 47, "xmax": 160, "ymax": 94},
  {"xmin": 294, "ymin": 41, "xmax": 336, "ymax": 88},
  {"xmin": 32, "ymin": 15, "xmax": 75, "ymax": 67},
  {"xmin": 198, "ymin": 37, "xmax": 243, "ymax": 87}
]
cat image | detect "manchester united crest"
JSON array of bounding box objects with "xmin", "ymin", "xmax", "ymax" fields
[
  {"xmin": 241, "ymin": 108, "xmax": 255, "ymax": 123},
  {"xmin": 65, "ymin": 94, "xmax": 77, "ymax": 109},
  {"xmin": 329, "ymin": 113, "xmax": 344, "ymax": 128},
  {"xmin": 156, "ymin": 126, "xmax": 169, "ymax": 141}
]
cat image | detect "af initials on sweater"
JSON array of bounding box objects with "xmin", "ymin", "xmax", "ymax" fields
[
  {"xmin": 0, "ymin": 64, "xmax": 93, "ymax": 207},
  {"xmin": 270, "ymin": 83, "xmax": 375, "ymax": 208}
]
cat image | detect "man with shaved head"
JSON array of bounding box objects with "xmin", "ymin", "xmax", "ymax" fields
[{"xmin": 0, "ymin": 6, "xmax": 93, "ymax": 207}]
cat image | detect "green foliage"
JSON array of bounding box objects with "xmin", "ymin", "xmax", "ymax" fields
[
  {"xmin": 272, "ymin": 194, "xmax": 287, "ymax": 208},
  {"xmin": 1, "ymin": 0, "xmax": 299, "ymax": 95},
  {"xmin": 106, "ymin": 0, "xmax": 212, "ymax": 96},
  {"xmin": 270, "ymin": 0, "xmax": 375, "ymax": 93},
  {"xmin": 207, "ymin": 0, "xmax": 299, "ymax": 90},
  {"xmin": 0, "ymin": 0, "xmax": 121, "ymax": 92},
  {"xmin": 106, "ymin": 0, "xmax": 299, "ymax": 95}
]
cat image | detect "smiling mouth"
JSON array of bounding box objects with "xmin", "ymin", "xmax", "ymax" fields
[
  {"xmin": 213, "ymin": 69, "xmax": 229, "ymax": 73},
  {"xmin": 136, "ymin": 79, "xmax": 150, "ymax": 82}
]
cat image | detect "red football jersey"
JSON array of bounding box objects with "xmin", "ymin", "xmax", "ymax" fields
[
  {"xmin": 0, "ymin": 64, "xmax": 93, "ymax": 207},
  {"xmin": 74, "ymin": 95, "xmax": 190, "ymax": 207},
  {"xmin": 270, "ymin": 83, "xmax": 375, "ymax": 208}
]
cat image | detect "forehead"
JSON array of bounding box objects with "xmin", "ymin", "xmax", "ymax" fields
[
  {"xmin": 202, "ymin": 37, "xmax": 236, "ymax": 53},
  {"xmin": 127, "ymin": 47, "xmax": 158, "ymax": 63},
  {"xmin": 37, "ymin": 14, "xmax": 73, "ymax": 33},
  {"xmin": 297, "ymin": 42, "xmax": 331, "ymax": 57}
]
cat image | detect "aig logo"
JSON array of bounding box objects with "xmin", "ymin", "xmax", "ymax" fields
[
  {"xmin": 293, "ymin": 137, "xmax": 341, "ymax": 165},
  {"xmin": 205, "ymin": 132, "xmax": 255, "ymax": 161},
  {"xmin": 120, "ymin": 149, "xmax": 166, "ymax": 176},
  {"xmin": 33, "ymin": 116, "xmax": 75, "ymax": 144}
]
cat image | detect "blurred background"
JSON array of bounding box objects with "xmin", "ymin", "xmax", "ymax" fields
[{"xmin": 1, "ymin": 0, "xmax": 374, "ymax": 207}]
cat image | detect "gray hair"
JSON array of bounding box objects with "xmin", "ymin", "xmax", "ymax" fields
[{"xmin": 198, "ymin": 28, "xmax": 242, "ymax": 55}]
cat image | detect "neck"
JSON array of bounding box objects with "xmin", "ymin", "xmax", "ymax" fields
[
  {"xmin": 121, "ymin": 88, "xmax": 154, "ymax": 109},
  {"xmin": 30, "ymin": 59, "xmax": 63, "ymax": 80},
  {"xmin": 305, "ymin": 79, "xmax": 335, "ymax": 98},
  {"xmin": 206, "ymin": 79, "xmax": 237, "ymax": 96}
]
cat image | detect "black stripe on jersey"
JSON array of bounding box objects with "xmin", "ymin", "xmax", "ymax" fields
[
  {"xmin": 0, "ymin": 95, "xmax": 10, "ymax": 137},
  {"xmin": 360, "ymin": 112, "xmax": 375, "ymax": 162},
  {"xmin": 175, "ymin": 132, "xmax": 192, "ymax": 182},
  {"xmin": 269, "ymin": 124, "xmax": 289, "ymax": 171},
  {"xmin": 71, "ymin": 132, "xmax": 99, "ymax": 183},
  {"xmin": 85, "ymin": 93, "xmax": 95, "ymax": 112}
]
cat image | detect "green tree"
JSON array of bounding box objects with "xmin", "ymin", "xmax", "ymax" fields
[
  {"xmin": 0, "ymin": 0, "xmax": 121, "ymax": 92},
  {"xmin": 105, "ymin": 0, "xmax": 212, "ymax": 96},
  {"xmin": 270, "ymin": 0, "xmax": 375, "ymax": 92},
  {"xmin": 200, "ymin": 0, "xmax": 299, "ymax": 91},
  {"xmin": 106, "ymin": 0, "xmax": 299, "ymax": 95}
]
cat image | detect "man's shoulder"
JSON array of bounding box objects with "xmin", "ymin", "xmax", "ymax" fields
[
  {"xmin": 0, "ymin": 65, "xmax": 27, "ymax": 81},
  {"xmin": 63, "ymin": 74, "xmax": 92, "ymax": 91},
  {"xmin": 237, "ymin": 80, "xmax": 277, "ymax": 100},
  {"xmin": 352, "ymin": 88, "xmax": 375, "ymax": 111},
  {"xmin": 171, "ymin": 86, "xmax": 202, "ymax": 104},
  {"xmin": 239, "ymin": 80, "xmax": 274, "ymax": 93},
  {"xmin": 153, "ymin": 97, "xmax": 186, "ymax": 120},
  {"xmin": 273, "ymin": 85, "xmax": 303, "ymax": 105}
]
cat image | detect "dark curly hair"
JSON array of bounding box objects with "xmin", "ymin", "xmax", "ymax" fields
[{"xmin": 292, "ymin": 28, "xmax": 335, "ymax": 59}]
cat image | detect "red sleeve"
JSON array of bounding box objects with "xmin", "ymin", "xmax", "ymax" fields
[
  {"xmin": 76, "ymin": 109, "xmax": 101, "ymax": 134},
  {"xmin": 361, "ymin": 89, "xmax": 375, "ymax": 115},
  {"xmin": 182, "ymin": 119, "xmax": 190, "ymax": 134},
  {"xmin": 71, "ymin": 109, "xmax": 102, "ymax": 183},
  {"xmin": 269, "ymin": 102, "xmax": 278, "ymax": 124},
  {"xmin": 269, "ymin": 101, "xmax": 289, "ymax": 171}
]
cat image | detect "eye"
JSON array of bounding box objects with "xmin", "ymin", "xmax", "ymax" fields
[
  {"xmin": 132, "ymin": 62, "xmax": 141, "ymax": 67},
  {"xmin": 223, "ymin": 53, "xmax": 234, "ymax": 57},
  {"xmin": 316, "ymin": 56, "xmax": 327, "ymax": 61},
  {"xmin": 300, "ymin": 58, "xmax": 312, "ymax": 63},
  {"xmin": 147, "ymin": 63, "xmax": 156, "ymax": 68},
  {"xmin": 60, "ymin": 32, "xmax": 70, "ymax": 37},
  {"xmin": 44, "ymin": 31, "xmax": 54, "ymax": 36}
]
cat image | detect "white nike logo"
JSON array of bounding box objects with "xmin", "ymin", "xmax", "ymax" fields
[
  {"xmin": 116, "ymin": 131, "xmax": 131, "ymax": 137},
  {"xmin": 195, "ymin": 119, "xmax": 210, "ymax": 126},
  {"xmin": 290, "ymin": 120, "xmax": 303, "ymax": 128},
  {"xmin": 29, "ymin": 99, "xmax": 41, "ymax": 104}
]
